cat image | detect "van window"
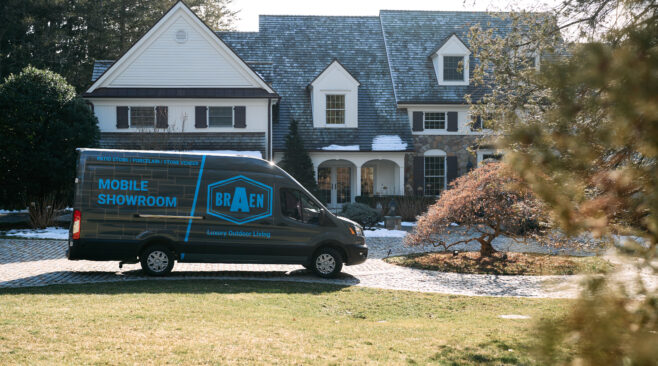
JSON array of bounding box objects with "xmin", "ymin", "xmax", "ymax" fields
[{"xmin": 280, "ymin": 189, "xmax": 321, "ymax": 225}]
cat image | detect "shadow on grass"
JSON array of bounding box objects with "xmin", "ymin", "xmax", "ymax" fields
[
  {"xmin": 0, "ymin": 269, "xmax": 359, "ymax": 295},
  {"xmin": 427, "ymin": 339, "xmax": 531, "ymax": 365}
]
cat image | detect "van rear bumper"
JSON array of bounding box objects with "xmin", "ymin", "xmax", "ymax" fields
[{"xmin": 344, "ymin": 243, "xmax": 368, "ymax": 265}]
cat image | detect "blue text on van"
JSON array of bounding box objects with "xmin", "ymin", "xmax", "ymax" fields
[{"xmin": 97, "ymin": 179, "xmax": 177, "ymax": 208}]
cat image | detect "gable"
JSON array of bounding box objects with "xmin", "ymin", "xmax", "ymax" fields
[
  {"xmin": 88, "ymin": 2, "xmax": 274, "ymax": 93},
  {"xmin": 431, "ymin": 34, "xmax": 470, "ymax": 58},
  {"xmin": 310, "ymin": 60, "xmax": 360, "ymax": 90}
]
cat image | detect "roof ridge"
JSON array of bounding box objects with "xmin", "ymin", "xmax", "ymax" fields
[{"xmin": 259, "ymin": 14, "xmax": 379, "ymax": 19}]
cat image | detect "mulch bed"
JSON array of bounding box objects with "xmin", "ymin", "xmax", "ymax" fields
[{"xmin": 384, "ymin": 251, "xmax": 614, "ymax": 275}]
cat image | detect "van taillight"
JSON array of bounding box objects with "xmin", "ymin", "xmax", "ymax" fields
[{"xmin": 72, "ymin": 210, "xmax": 81, "ymax": 240}]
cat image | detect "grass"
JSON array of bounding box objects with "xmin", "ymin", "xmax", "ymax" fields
[
  {"xmin": 384, "ymin": 251, "xmax": 614, "ymax": 275},
  {"xmin": 0, "ymin": 280, "xmax": 573, "ymax": 365}
]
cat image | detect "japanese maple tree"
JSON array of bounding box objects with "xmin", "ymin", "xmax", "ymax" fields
[{"xmin": 405, "ymin": 162, "xmax": 546, "ymax": 257}]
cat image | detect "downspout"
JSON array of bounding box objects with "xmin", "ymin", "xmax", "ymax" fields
[{"xmin": 267, "ymin": 98, "xmax": 272, "ymax": 161}]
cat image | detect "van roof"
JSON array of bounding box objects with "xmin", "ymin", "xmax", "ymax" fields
[{"xmin": 77, "ymin": 148, "xmax": 264, "ymax": 160}]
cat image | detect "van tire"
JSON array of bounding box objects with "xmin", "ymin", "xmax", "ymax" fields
[
  {"xmin": 140, "ymin": 245, "xmax": 175, "ymax": 276},
  {"xmin": 311, "ymin": 247, "xmax": 343, "ymax": 278}
]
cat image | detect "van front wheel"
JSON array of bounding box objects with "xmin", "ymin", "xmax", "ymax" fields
[
  {"xmin": 312, "ymin": 247, "xmax": 343, "ymax": 278},
  {"xmin": 140, "ymin": 245, "xmax": 175, "ymax": 276}
]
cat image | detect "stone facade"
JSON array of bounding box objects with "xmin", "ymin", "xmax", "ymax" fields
[
  {"xmin": 403, "ymin": 135, "xmax": 481, "ymax": 194},
  {"xmin": 100, "ymin": 132, "xmax": 267, "ymax": 157}
]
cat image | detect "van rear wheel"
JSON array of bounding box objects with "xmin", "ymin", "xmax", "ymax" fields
[
  {"xmin": 140, "ymin": 245, "xmax": 174, "ymax": 276},
  {"xmin": 311, "ymin": 247, "xmax": 343, "ymax": 278}
]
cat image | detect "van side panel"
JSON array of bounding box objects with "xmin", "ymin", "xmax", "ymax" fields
[{"xmin": 72, "ymin": 150, "xmax": 205, "ymax": 260}]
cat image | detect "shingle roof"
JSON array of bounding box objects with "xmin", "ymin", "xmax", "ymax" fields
[
  {"xmin": 91, "ymin": 60, "xmax": 115, "ymax": 81},
  {"xmin": 219, "ymin": 15, "xmax": 414, "ymax": 152},
  {"xmin": 379, "ymin": 10, "xmax": 513, "ymax": 104}
]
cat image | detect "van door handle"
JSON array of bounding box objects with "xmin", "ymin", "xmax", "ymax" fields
[{"xmin": 135, "ymin": 214, "xmax": 205, "ymax": 220}]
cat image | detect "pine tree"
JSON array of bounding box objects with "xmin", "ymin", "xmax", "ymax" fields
[{"xmin": 279, "ymin": 120, "xmax": 318, "ymax": 194}]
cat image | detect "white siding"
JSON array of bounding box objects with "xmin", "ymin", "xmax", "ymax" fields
[
  {"xmin": 107, "ymin": 15, "xmax": 255, "ymax": 87},
  {"xmin": 92, "ymin": 98, "xmax": 269, "ymax": 133},
  {"xmin": 310, "ymin": 61, "xmax": 359, "ymax": 128}
]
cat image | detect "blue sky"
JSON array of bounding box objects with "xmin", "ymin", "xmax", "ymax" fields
[{"xmin": 232, "ymin": 0, "xmax": 559, "ymax": 31}]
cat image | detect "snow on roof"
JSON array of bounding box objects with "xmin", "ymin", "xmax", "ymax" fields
[
  {"xmin": 321, "ymin": 145, "xmax": 360, "ymax": 151},
  {"xmin": 371, "ymin": 135, "xmax": 408, "ymax": 151}
]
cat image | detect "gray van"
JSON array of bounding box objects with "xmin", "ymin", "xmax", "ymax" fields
[{"xmin": 68, "ymin": 148, "xmax": 367, "ymax": 277}]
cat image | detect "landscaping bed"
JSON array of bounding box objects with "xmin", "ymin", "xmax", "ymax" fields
[
  {"xmin": 0, "ymin": 280, "xmax": 573, "ymax": 365},
  {"xmin": 384, "ymin": 251, "xmax": 614, "ymax": 275}
]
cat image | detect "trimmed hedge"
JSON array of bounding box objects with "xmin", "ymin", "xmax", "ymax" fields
[
  {"xmin": 340, "ymin": 203, "xmax": 382, "ymax": 229},
  {"xmin": 355, "ymin": 196, "xmax": 437, "ymax": 221}
]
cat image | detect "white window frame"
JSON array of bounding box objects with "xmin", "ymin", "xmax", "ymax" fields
[
  {"xmin": 424, "ymin": 149, "xmax": 447, "ymax": 196},
  {"xmin": 477, "ymin": 149, "xmax": 504, "ymax": 166},
  {"xmin": 432, "ymin": 35, "xmax": 471, "ymax": 86},
  {"xmin": 207, "ymin": 106, "xmax": 234, "ymax": 128},
  {"xmin": 129, "ymin": 106, "xmax": 156, "ymax": 128},
  {"xmin": 423, "ymin": 111, "xmax": 446, "ymax": 130},
  {"xmin": 442, "ymin": 55, "xmax": 466, "ymax": 82},
  {"xmin": 325, "ymin": 94, "xmax": 346, "ymax": 125}
]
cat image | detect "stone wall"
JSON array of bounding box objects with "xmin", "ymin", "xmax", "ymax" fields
[{"xmin": 403, "ymin": 135, "xmax": 481, "ymax": 194}]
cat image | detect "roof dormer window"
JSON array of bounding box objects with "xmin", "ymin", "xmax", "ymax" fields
[
  {"xmin": 430, "ymin": 34, "xmax": 470, "ymax": 86},
  {"xmin": 443, "ymin": 56, "xmax": 465, "ymax": 81},
  {"xmin": 309, "ymin": 60, "xmax": 360, "ymax": 128}
]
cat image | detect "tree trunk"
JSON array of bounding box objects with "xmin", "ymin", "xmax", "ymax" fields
[{"xmin": 479, "ymin": 239, "xmax": 497, "ymax": 257}]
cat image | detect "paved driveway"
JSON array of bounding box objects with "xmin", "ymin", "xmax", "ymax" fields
[{"xmin": 0, "ymin": 238, "xmax": 583, "ymax": 298}]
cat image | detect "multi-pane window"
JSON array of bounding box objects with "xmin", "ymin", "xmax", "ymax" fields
[
  {"xmin": 482, "ymin": 154, "xmax": 503, "ymax": 162},
  {"xmin": 424, "ymin": 156, "xmax": 446, "ymax": 196},
  {"xmin": 130, "ymin": 107, "xmax": 155, "ymax": 128},
  {"xmin": 424, "ymin": 112, "xmax": 446, "ymax": 129},
  {"xmin": 208, "ymin": 107, "xmax": 233, "ymax": 127},
  {"xmin": 326, "ymin": 94, "xmax": 345, "ymax": 124},
  {"xmin": 443, "ymin": 56, "xmax": 464, "ymax": 81}
]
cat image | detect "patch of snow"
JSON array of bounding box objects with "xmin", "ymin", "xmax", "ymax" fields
[
  {"xmin": 321, "ymin": 145, "xmax": 360, "ymax": 151},
  {"xmin": 364, "ymin": 228, "xmax": 408, "ymax": 238},
  {"xmin": 401, "ymin": 221, "xmax": 416, "ymax": 227},
  {"xmin": 372, "ymin": 135, "xmax": 408, "ymax": 151},
  {"xmin": 498, "ymin": 315, "xmax": 531, "ymax": 319},
  {"xmin": 3, "ymin": 227, "xmax": 68, "ymax": 240},
  {"xmin": 450, "ymin": 222, "xmax": 459, "ymax": 227},
  {"xmin": 0, "ymin": 209, "xmax": 28, "ymax": 214},
  {"xmin": 179, "ymin": 150, "xmax": 262, "ymax": 158}
]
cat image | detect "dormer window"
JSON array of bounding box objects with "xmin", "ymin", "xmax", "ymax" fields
[
  {"xmin": 309, "ymin": 60, "xmax": 360, "ymax": 128},
  {"xmin": 443, "ymin": 56, "xmax": 465, "ymax": 81},
  {"xmin": 430, "ymin": 34, "xmax": 470, "ymax": 86},
  {"xmin": 326, "ymin": 94, "xmax": 345, "ymax": 124}
]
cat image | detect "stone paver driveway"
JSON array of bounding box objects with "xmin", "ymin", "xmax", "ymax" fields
[{"xmin": 0, "ymin": 238, "xmax": 581, "ymax": 298}]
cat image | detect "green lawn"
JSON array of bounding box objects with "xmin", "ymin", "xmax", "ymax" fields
[{"xmin": 0, "ymin": 280, "xmax": 572, "ymax": 365}]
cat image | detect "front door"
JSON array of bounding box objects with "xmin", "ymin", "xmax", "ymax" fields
[{"xmin": 317, "ymin": 166, "xmax": 351, "ymax": 209}]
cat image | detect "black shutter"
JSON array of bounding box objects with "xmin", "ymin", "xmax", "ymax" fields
[
  {"xmin": 447, "ymin": 156, "xmax": 458, "ymax": 186},
  {"xmin": 472, "ymin": 115, "xmax": 482, "ymax": 130},
  {"xmin": 412, "ymin": 111, "xmax": 424, "ymax": 132},
  {"xmin": 195, "ymin": 106, "xmax": 207, "ymax": 128},
  {"xmin": 413, "ymin": 156, "xmax": 425, "ymax": 196},
  {"xmin": 234, "ymin": 106, "xmax": 246, "ymax": 128},
  {"xmin": 156, "ymin": 106, "xmax": 168, "ymax": 128},
  {"xmin": 116, "ymin": 106, "xmax": 129, "ymax": 129},
  {"xmin": 447, "ymin": 111, "xmax": 458, "ymax": 131}
]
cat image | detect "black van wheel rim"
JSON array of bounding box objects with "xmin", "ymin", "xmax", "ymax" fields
[
  {"xmin": 147, "ymin": 251, "xmax": 169, "ymax": 272},
  {"xmin": 316, "ymin": 254, "xmax": 336, "ymax": 274}
]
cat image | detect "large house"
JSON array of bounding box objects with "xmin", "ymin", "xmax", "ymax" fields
[{"xmin": 84, "ymin": 1, "xmax": 510, "ymax": 209}]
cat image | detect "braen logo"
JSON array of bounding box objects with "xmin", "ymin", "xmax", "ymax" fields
[{"xmin": 206, "ymin": 175, "xmax": 272, "ymax": 224}]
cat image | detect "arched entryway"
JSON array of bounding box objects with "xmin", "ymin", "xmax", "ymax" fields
[
  {"xmin": 360, "ymin": 159, "xmax": 401, "ymax": 197},
  {"xmin": 317, "ymin": 159, "xmax": 357, "ymax": 209}
]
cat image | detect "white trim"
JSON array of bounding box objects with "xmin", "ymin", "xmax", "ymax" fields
[
  {"xmin": 86, "ymin": 2, "xmax": 274, "ymax": 94},
  {"xmin": 207, "ymin": 106, "xmax": 234, "ymax": 128},
  {"xmin": 424, "ymin": 149, "xmax": 447, "ymax": 157},
  {"xmin": 431, "ymin": 35, "xmax": 471, "ymax": 86},
  {"xmin": 477, "ymin": 149, "xmax": 504, "ymax": 165},
  {"xmin": 128, "ymin": 106, "xmax": 157, "ymax": 129}
]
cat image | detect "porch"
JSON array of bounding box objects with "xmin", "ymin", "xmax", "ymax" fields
[{"xmin": 309, "ymin": 152, "xmax": 406, "ymax": 209}]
